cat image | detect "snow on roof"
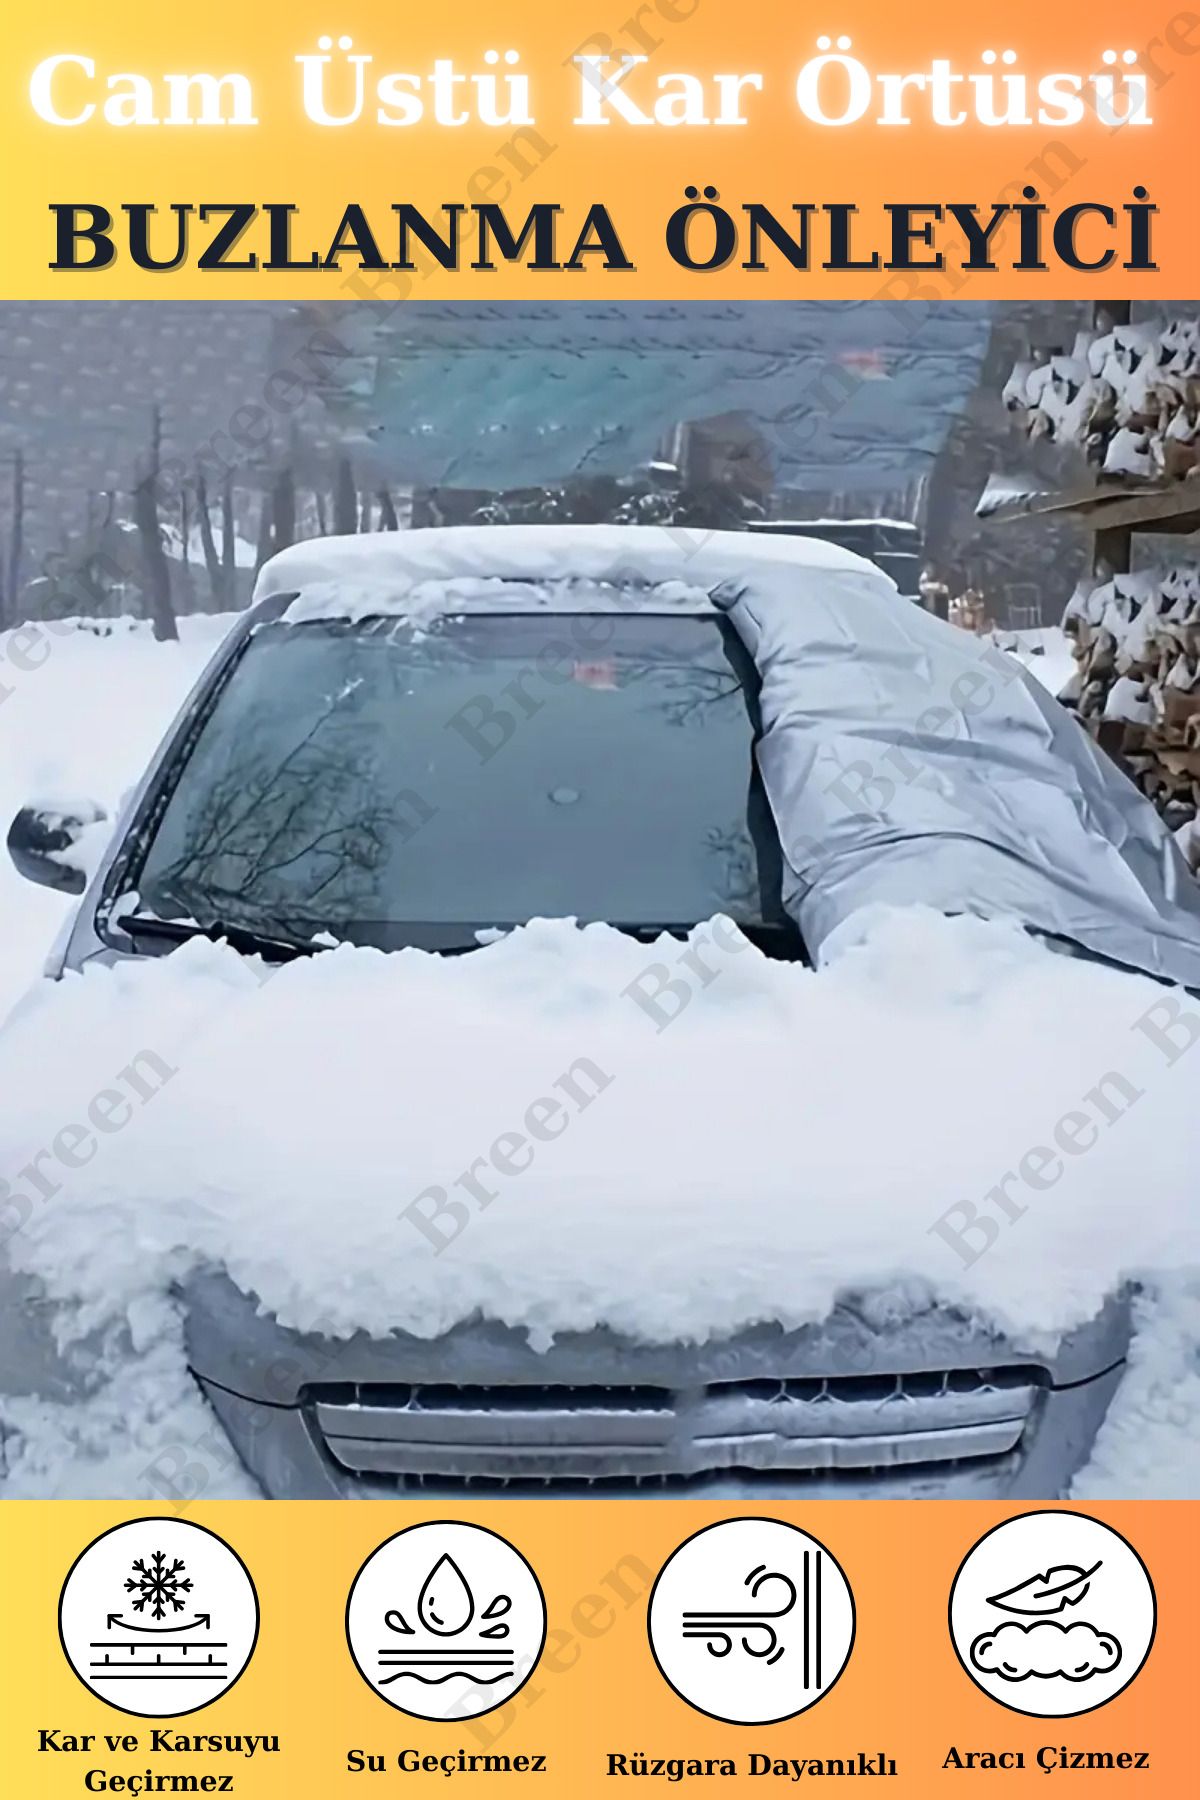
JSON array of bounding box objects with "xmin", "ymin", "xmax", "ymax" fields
[
  {"xmin": 255, "ymin": 524, "xmax": 895, "ymax": 624},
  {"xmin": 279, "ymin": 575, "xmax": 724, "ymax": 625},
  {"xmin": 765, "ymin": 516, "xmax": 919, "ymax": 530}
]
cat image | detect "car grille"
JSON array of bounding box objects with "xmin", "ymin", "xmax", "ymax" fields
[{"xmin": 305, "ymin": 1365, "xmax": 1044, "ymax": 1487}]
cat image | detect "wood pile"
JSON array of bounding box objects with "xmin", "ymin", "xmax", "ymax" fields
[
  {"xmin": 1002, "ymin": 318, "xmax": 1200, "ymax": 477},
  {"xmin": 1060, "ymin": 566, "xmax": 1200, "ymax": 870}
]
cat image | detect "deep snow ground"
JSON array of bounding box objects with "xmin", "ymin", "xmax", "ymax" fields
[
  {"xmin": 0, "ymin": 616, "xmax": 233, "ymax": 1027},
  {"xmin": 0, "ymin": 615, "xmax": 256, "ymax": 1496},
  {"xmin": 0, "ymin": 614, "xmax": 1195, "ymax": 1499}
]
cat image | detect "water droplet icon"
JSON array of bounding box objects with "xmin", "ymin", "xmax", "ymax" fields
[{"xmin": 417, "ymin": 1556, "xmax": 475, "ymax": 1637}]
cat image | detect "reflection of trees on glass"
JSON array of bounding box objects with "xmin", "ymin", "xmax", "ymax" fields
[
  {"xmin": 129, "ymin": 607, "xmax": 798, "ymax": 950},
  {"xmin": 450, "ymin": 482, "xmax": 765, "ymax": 533},
  {"xmin": 618, "ymin": 650, "xmax": 744, "ymax": 729},
  {"xmin": 148, "ymin": 671, "xmax": 396, "ymax": 928},
  {"xmin": 703, "ymin": 822, "xmax": 761, "ymax": 918},
  {"xmin": 606, "ymin": 638, "xmax": 766, "ymax": 918}
]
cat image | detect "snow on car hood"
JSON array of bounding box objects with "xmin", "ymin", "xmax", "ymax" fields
[
  {"xmin": 2, "ymin": 909, "xmax": 1197, "ymax": 1354},
  {"xmin": 257, "ymin": 526, "xmax": 1200, "ymax": 989}
]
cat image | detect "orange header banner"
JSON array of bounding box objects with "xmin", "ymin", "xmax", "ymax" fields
[{"xmin": 1, "ymin": 0, "xmax": 1199, "ymax": 297}]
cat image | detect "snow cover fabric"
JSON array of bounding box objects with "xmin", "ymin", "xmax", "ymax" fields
[
  {"xmin": 261, "ymin": 525, "xmax": 1200, "ymax": 986},
  {"xmin": 712, "ymin": 562, "xmax": 1200, "ymax": 986}
]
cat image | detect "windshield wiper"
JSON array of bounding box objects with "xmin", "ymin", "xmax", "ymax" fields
[{"xmin": 115, "ymin": 913, "xmax": 328, "ymax": 962}]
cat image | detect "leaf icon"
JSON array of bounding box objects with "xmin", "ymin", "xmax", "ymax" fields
[{"xmin": 987, "ymin": 1561, "xmax": 1102, "ymax": 1616}]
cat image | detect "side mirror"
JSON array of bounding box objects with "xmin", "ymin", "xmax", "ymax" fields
[{"xmin": 6, "ymin": 800, "xmax": 108, "ymax": 896}]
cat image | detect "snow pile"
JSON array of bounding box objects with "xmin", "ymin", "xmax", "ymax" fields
[
  {"xmin": 988, "ymin": 627, "xmax": 1076, "ymax": 701},
  {"xmin": 1072, "ymin": 1275, "xmax": 1200, "ymax": 1500},
  {"xmin": 0, "ymin": 1334, "xmax": 258, "ymax": 1500},
  {"xmin": 1, "ymin": 908, "xmax": 1198, "ymax": 1360},
  {"xmin": 0, "ymin": 614, "xmax": 234, "ymax": 1023},
  {"xmin": 1003, "ymin": 318, "xmax": 1200, "ymax": 476}
]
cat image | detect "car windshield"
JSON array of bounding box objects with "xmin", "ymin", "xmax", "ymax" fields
[{"xmin": 123, "ymin": 608, "xmax": 798, "ymax": 953}]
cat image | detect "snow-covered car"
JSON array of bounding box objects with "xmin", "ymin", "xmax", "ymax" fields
[{"xmin": 5, "ymin": 526, "xmax": 1143, "ymax": 1498}]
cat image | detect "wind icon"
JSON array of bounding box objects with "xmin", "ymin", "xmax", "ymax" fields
[{"xmin": 378, "ymin": 1555, "xmax": 515, "ymax": 1687}]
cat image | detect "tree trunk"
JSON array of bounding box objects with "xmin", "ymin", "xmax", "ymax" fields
[
  {"xmin": 3, "ymin": 450, "xmax": 25, "ymax": 627},
  {"xmin": 253, "ymin": 489, "xmax": 273, "ymax": 575},
  {"xmin": 195, "ymin": 472, "xmax": 224, "ymax": 608},
  {"xmin": 377, "ymin": 486, "xmax": 399, "ymax": 531},
  {"xmin": 178, "ymin": 491, "xmax": 195, "ymax": 608},
  {"xmin": 133, "ymin": 409, "xmax": 179, "ymax": 641},
  {"xmin": 271, "ymin": 464, "xmax": 296, "ymax": 556},
  {"xmin": 220, "ymin": 472, "xmax": 236, "ymax": 606},
  {"xmin": 333, "ymin": 457, "xmax": 358, "ymax": 535}
]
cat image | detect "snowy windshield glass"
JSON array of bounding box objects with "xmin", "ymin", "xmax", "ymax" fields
[{"xmin": 128, "ymin": 612, "xmax": 795, "ymax": 952}]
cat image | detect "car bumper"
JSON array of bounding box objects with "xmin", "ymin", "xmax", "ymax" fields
[{"xmin": 182, "ymin": 1271, "xmax": 1130, "ymax": 1501}]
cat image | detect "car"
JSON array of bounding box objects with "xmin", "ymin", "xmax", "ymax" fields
[{"xmin": 5, "ymin": 525, "xmax": 1133, "ymax": 1498}]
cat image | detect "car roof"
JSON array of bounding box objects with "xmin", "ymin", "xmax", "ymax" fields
[{"xmin": 254, "ymin": 523, "xmax": 896, "ymax": 624}]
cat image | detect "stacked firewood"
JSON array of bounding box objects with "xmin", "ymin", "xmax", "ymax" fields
[
  {"xmin": 1002, "ymin": 318, "xmax": 1200, "ymax": 478},
  {"xmin": 1060, "ymin": 566, "xmax": 1200, "ymax": 867}
]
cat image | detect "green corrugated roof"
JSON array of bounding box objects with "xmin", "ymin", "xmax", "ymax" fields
[{"xmin": 332, "ymin": 301, "xmax": 992, "ymax": 493}]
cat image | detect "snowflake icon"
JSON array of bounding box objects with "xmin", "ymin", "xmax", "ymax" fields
[{"xmin": 124, "ymin": 1550, "xmax": 195, "ymax": 1620}]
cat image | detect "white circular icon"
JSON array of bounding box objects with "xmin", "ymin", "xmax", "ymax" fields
[
  {"xmin": 58, "ymin": 1517, "xmax": 259, "ymax": 1718},
  {"xmin": 345, "ymin": 1521, "xmax": 547, "ymax": 1721},
  {"xmin": 647, "ymin": 1517, "xmax": 855, "ymax": 1725},
  {"xmin": 949, "ymin": 1510, "xmax": 1157, "ymax": 1717}
]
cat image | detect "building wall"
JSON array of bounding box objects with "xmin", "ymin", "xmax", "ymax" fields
[{"xmin": 0, "ymin": 299, "xmax": 1094, "ymax": 627}]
